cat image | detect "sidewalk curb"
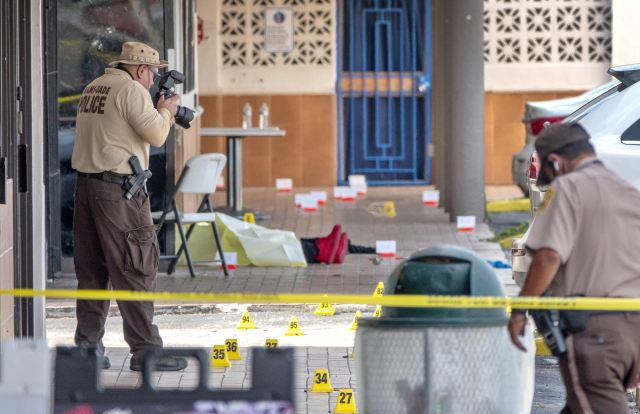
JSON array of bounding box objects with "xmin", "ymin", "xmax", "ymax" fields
[
  {"xmin": 487, "ymin": 199, "xmax": 530, "ymax": 213},
  {"xmin": 46, "ymin": 303, "xmax": 377, "ymax": 319}
]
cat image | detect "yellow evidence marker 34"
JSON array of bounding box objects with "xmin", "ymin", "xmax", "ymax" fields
[
  {"xmin": 237, "ymin": 310, "xmax": 256, "ymax": 329},
  {"xmin": 285, "ymin": 317, "xmax": 304, "ymax": 336},
  {"xmin": 225, "ymin": 339, "xmax": 241, "ymax": 360},
  {"xmin": 334, "ymin": 389, "xmax": 357, "ymax": 413},
  {"xmin": 349, "ymin": 310, "xmax": 362, "ymax": 330},
  {"xmin": 265, "ymin": 339, "xmax": 279, "ymax": 348},
  {"xmin": 315, "ymin": 294, "xmax": 336, "ymax": 315},
  {"xmin": 310, "ymin": 369, "xmax": 334, "ymax": 393},
  {"xmin": 210, "ymin": 345, "xmax": 230, "ymax": 367}
]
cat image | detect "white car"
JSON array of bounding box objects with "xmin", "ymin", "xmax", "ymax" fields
[{"xmin": 511, "ymin": 64, "xmax": 640, "ymax": 287}]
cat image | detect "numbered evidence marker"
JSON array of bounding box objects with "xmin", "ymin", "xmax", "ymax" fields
[
  {"xmin": 333, "ymin": 187, "xmax": 343, "ymax": 200},
  {"xmin": 244, "ymin": 212, "xmax": 256, "ymax": 224},
  {"xmin": 341, "ymin": 188, "xmax": 357, "ymax": 202},
  {"xmin": 276, "ymin": 178, "xmax": 293, "ymax": 192},
  {"xmin": 237, "ymin": 310, "xmax": 256, "ymax": 329},
  {"xmin": 423, "ymin": 190, "xmax": 440, "ymax": 206},
  {"xmin": 376, "ymin": 241, "xmax": 396, "ymax": 258},
  {"xmin": 210, "ymin": 345, "xmax": 230, "ymax": 367},
  {"xmin": 373, "ymin": 305, "xmax": 381, "ymax": 317},
  {"xmin": 310, "ymin": 369, "xmax": 334, "ymax": 393},
  {"xmin": 373, "ymin": 282, "xmax": 384, "ymax": 297},
  {"xmin": 348, "ymin": 174, "xmax": 367, "ymax": 196},
  {"xmin": 457, "ymin": 215, "xmax": 476, "ymax": 232},
  {"xmin": 334, "ymin": 389, "xmax": 357, "ymax": 413},
  {"xmin": 265, "ymin": 339, "xmax": 279, "ymax": 349},
  {"xmin": 311, "ymin": 191, "xmax": 328, "ymax": 206},
  {"xmin": 216, "ymin": 251, "xmax": 237, "ymax": 270},
  {"xmin": 285, "ymin": 316, "xmax": 304, "ymax": 336},
  {"xmin": 314, "ymin": 294, "xmax": 336, "ymax": 316},
  {"xmin": 295, "ymin": 193, "xmax": 304, "ymax": 208},
  {"xmin": 301, "ymin": 195, "xmax": 318, "ymax": 212},
  {"xmin": 225, "ymin": 339, "xmax": 242, "ymax": 360},
  {"xmin": 382, "ymin": 201, "xmax": 396, "ymax": 218},
  {"xmin": 349, "ymin": 310, "xmax": 362, "ymax": 331}
]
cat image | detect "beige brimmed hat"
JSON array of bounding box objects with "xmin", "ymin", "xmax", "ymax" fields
[{"xmin": 109, "ymin": 42, "xmax": 168, "ymax": 68}]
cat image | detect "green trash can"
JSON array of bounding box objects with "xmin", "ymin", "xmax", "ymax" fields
[{"xmin": 356, "ymin": 245, "xmax": 535, "ymax": 414}]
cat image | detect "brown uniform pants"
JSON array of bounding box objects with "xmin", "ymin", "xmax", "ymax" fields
[
  {"xmin": 73, "ymin": 174, "xmax": 163, "ymax": 362},
  {"xmin": 559, "ymin": 312, "xmax": 640, "ymax": 414}
]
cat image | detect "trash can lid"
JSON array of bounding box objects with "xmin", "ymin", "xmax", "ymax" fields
[{"xmin": 379, "ymin": 245, "xmax": 509, "ymax": 326}]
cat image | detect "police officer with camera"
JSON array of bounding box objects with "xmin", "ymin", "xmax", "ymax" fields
[
  {"xmin": 508, "ymin": 122, "xmax": 640, "ymax": 413},
  {"xmin": 71, "ymin": 42, "xmax": 187, "ymax": 371}
]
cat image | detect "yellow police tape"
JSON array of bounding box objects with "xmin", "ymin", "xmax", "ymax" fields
[{"xmin": 3, "ymin": 289, "xmax": 640, "ymax": 311}]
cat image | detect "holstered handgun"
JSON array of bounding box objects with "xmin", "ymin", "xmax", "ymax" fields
[
  {"xmin": 124, "ymin": 156, "xmax": 152, "ymax": 199},
  {"xmin": 531, "ymin": 309, "xmax": 567, "ymax": 356}
]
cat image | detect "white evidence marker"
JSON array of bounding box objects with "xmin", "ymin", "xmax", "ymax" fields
[
  {"xmin": 216, "ymin": 176, "xmax": 225, "ymax": 190},
  {"xmin": 333, "ymin": 187, "xmax": 343, "ymax": 200},
  {"xmin": 276, "ymin": 178, "xmax": 293, "ymax": 192},
  {"xmin": 457, "ymin": 216, "xmax": 476, "ymax": 232},
  {"xmin": 301, "ymin": 195, "xmax": 318, "ymax": 212},
  {"xmin": 423, "ymin": 190, "xmax": 440, "ymax": 206},
  {"xmin": 215, "ymin": 251, "xmax": 238, "ymax": 269},
  {"xmin": 376, "ymin": 241, "xmax": 396, "ymax": 258},
  {"xmin": 295, "ymin": 193, "xmax": 305, "ymax": 208},
  {"xmin": 341, "ymin": 188, "xmax": 357, "ymax": 202},
  {"xmin": 310, "ymin": 191, "xmax": 327, "ymax": 205},
  {"xmin": 351, "ymin": 183, "xmax": 367, "ymax": 196}
]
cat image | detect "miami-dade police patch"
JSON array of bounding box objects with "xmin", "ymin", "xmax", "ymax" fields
[{"xmin": 536, "ymin": 187, "xmax": 555, "ymax": 213}]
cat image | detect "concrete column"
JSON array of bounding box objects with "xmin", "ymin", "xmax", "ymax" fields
[
  {"xmin": 444, "ymin": 0, "xmax": 485, "ymax": 222},
  {"xmin": 612, "ymin": 0, "xmax": 640, "ymax": 66}
]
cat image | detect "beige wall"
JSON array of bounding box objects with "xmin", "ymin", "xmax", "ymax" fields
[
  {"xmin": 612, "ymin": 0, "xmax": 640, "ymax": 66},
  {"xmin": 0, "ymin": 182, "xmax": 14, "ymax": 340}
]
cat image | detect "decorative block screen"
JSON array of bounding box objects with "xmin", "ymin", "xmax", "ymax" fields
[{"xmin": 484, "ymin": 0, "xmax": 612, "ymax": 91}]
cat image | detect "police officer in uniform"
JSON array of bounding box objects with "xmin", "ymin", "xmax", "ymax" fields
[
  {"xmin": 72, "ymin": 42, "xmax": 187, "ymax": 371},
  {"xmin": 508, "ymin": 122, "xmax": 640, "ymax": 413}
]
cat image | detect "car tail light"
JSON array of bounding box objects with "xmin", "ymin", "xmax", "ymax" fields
[
  {"xmin": 528, "ymin": 117, "xmax": 565, "ymax": 136},
  {"xmin": 512, "ymin": 248, "xmax": 526, "ymax": 257},
  {"xmin": 529, "ymin": 151, "xmax": 541, "ymax": 179}
]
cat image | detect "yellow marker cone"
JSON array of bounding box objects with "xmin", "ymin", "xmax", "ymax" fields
[
  {"xmin": 350, "ymin": 347, "xmax": 355, "ymax": 359},
  {"xmin": 210, "ymin": 345, "xmax": 230, "ymax": 367},
  {"xmin": 334, "ymin": 389, "xmax": 357, "ymax": 413},
  {"xmin": 311, "ymin": 369, "xmax": 334, "ymax": 392},
  {"xmin": 265, "ymin": 339, "xmax": 279, "ymax": 349},
  {"xmin": 225, "ymin": 339, "xmax": 241, "ymax": 360},
  {"xmin": 373, "ymin": 305, "xmax": 381, "ymax": 317},
  {"xmin": 244, "ymin": 212, "xmax": 256, "ymax": 224},
  {"xmin": 237, "ymin": 310, "xmax": 256, "ymax": 329},
  {"xmin": 285, "ymin": 317, "xmax": 304, "ymax": 336},
  {"xmin": 383, "ymin": 201, "xmax": 396, "ymax": 218},
  {"xmin": 349, "ymin": 310, "xmax": 362, "ymax": 330},
  {"xmin": 373, "ymin": 282, "xmax": 384, "ymax": 297},
  {"xmin": 315, "ymin": 295, "xmax": 336, "ymax": 315}
]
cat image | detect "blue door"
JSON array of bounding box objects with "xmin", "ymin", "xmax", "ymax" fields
[{"xmin": 338, "ymin": 0, "xmax": 431, "ymax": 184}]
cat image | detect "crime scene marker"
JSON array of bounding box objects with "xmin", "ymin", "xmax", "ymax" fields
[
  {"xmin": 216, "ymin": 176, "xmax": 225, "ymax": 190},
  {"xmin": 216, "ymin": 251, "xmax": 237, "ymax": 270},
  {"xmin": 237, "ymin": 310, "xmax": 256, "ymax": 329},
  {"xmin": 334, "ymin": 187, "xmax": 343, "ymax": 200},
  {"xmin": 311, "ymin": 369, "xmax": 334, "ymax": 393},
  {"xmin": 295, "ymin": 193, "xmax": 304, "ymax": 208},
  {"xmin": 244, "ymin": 213, "xmax": 256, "ymax": 224},
  {"xmin": 276, "ymin": 178, "xmax": 293, "ymax": 192},
  {"xmin": 315, "ymin": 294, "xmax": 336, "ymax": 315},
  {"xmin": 301, "ymin": 195, "xmax": 318, "ymax": 212},
  {"xmin": 351, "ymin": 183, "xmax": 367, "ymax": 197},
  {"xmin": 285, "ymin": 317, "xmax": 304, "ymax": 336},
  {"xmin": 376, "ymin": 241, "xmax": 396, "ymax": 258},
  {"xmin": 311, "ymin": 191, "xmax": 327, "ymax": 206},
  {"xmin": 349, "ymin": 310, "xmax": 362, "ymax": 331},
  {"xmin": 265, "ymin": 339, "xmax": 279, "ymax": 349},
  {"xmin": 210, "ymin": 345, "xmax": 230, "ymax": 367},
  {"xmin": 341, "ymin": 188, "xmax": 357, "ymax": 202},
  {"xmin": 225, "ymin": 339, "xmax": 242, "ymax": 360},
  {"xmin": 383, "ymin": 201, "xmax": 396, "ymax": 218},
  {"xmin": 423, "ymin": 190, "xmax": 439, "ymax": 205},
  {"xmin": 457, "ymin": 216, "xmax": 476, "ymax": 232},
  {"xmin": 373, "ymin": 282, "xmax": 384, "ymax": 297},
  {"xmin": 350, "ymin": 346, "xmax": 355, "ymax": 359},
  {"xmin": 334, "ymin": 389, "xmax": 357, "ymax": 413},
  {"xmin": 373, "ymin": 305, "xmax": 381, "ymax": 317}
]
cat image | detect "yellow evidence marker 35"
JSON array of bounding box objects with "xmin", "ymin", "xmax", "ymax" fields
[
  {"xmin": 285, "ymin": 317, "xmax": 304, "ymax": 336},
  {"xmin": 334, "ymin": 389, "xmax": 357, "ymax": 413},
  {"xmin": 315, "ymin": 294, "xmax": 336, "ymax": 315},
  {"xmin": 225, "ymin": 339, "xmax": 241, "ymax": 360},
  {"xmin": 210, "ymin": 345, "xmax": 230, "ymax": 367},
  {"xmin": 265, "ymin": 339, "xmax": 279, "ymax": 348},
  {"xmin": 310, "ymin": 369, "xmax": 334, "ymax": 392},
  {"xmin": 349, "ymin": 310, "xmax": 362, "ymax": 330},
  {"xmin": 373, "ymin": 282, "xmax": 384, "ymax": 297},
  {"xmin": 237, "ymin": 310, "xmax": 256, "ymax": 329}
]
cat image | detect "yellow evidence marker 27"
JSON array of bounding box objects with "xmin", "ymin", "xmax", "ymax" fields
[
  {"xmin": 225, "ymin": 339, "xmax": 241, "ymax": 360},
  {"xmin": 315, "ymin": 294, "xmax": 336, "ymax": 315},
  {"xmin": 237, "ymin": 310, "xmax": 256, "ymax": 329},
  {"xmin": 265, "ymin": 339, "xmax": 279, "ymax": 348},
  {"xmin": 334, "ymin": 389, "xmax": 357, "ymax": 413},
  {"xmin": 210, "ymin": 345, "xmax": 230, "ymax": 367},
  {"xmin": 373, "ymin": 282, "xmax": 384, "ymax": 297},
  {"xmin": 310, "ymin": 369, "xmax": 334, "ymax": 393},
  {"xmin": 349, "ymin": 310, "xmax": 362, "ymax": 330},
  {"xmin": 285, "ymin": 316, "xmax": 304, "ymax": 336}
]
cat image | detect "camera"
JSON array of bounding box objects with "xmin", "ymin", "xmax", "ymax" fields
[{"xmin": 154, "ymin": 70, "xmax": 195, "ymax": 129}]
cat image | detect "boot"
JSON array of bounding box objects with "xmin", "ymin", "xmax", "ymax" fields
[
  {"xmin": 332, "ymin": 233, "xmax": 349, "ymax": 264},
  {"xmin": 315, "ymin": 225, "xmax": 341, "ymax": 264}
]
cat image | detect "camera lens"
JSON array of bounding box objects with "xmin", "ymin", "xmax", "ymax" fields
[{"xmin": 174, "ymin": 105, "xmax": 195, "ymax": 129}]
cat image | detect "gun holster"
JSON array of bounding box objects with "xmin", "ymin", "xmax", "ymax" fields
[
  {"xmin": 530, "ymin": 308, "xmax": 591, "ymax": 356},
  {"xmin": 123, "ymin": 156, "xmax": 152, "ymax": 199}
]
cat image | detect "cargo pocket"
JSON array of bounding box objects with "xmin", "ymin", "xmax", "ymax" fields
[{"xmin": 124, "ymin": 225, "xmax": 160, "ymax": 276}]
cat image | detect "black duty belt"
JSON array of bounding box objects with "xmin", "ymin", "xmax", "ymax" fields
[{"xmin": 77, "ymin": 171, "xmax": 131, "ymax": 187}]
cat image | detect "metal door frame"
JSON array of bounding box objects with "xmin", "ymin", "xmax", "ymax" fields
[{"xmin": 336, "ymin": 0, "xmax": 432, "ymax": 185}]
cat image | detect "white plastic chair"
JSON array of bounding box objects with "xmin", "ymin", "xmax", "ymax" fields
[{"xmin": 151, "ymin": 153, "xmax": 228, "ymax": 277}]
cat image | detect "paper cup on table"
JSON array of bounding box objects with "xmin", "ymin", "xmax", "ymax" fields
[
  {"xmin": 376, "ymin": 241, "xmax": 396, "ymax": 258},
  {"xmin": 276, "ymin": 178, "xmax": 293, "ymax": 192}
]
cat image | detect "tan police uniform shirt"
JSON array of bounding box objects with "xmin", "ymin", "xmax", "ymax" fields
[
  {"xmin": 526, "ymin": 156, "xmax": 640, "ymax": 298},
  {"xmin": 72, "ymin": 68, "xmax": 172, "ymax": 174}
]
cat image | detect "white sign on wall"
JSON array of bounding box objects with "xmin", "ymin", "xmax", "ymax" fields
[{"xmin": 264, "ymin": 8, "xmax": 294, "ymax": 53}]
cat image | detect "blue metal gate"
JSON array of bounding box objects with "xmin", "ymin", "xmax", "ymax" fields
[{"xmin": 338, "ymin": 0, "xmax": 431, "ymax": 184}]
